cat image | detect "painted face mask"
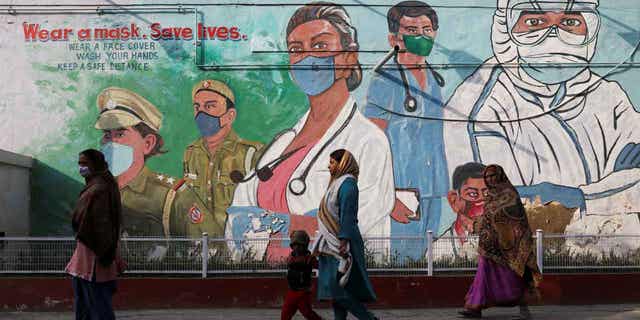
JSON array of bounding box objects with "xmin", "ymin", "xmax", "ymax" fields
[
  {"xmin": 79, "ymin": 166, "xmax": 91, "ymax": 177},
  {"xmin": 518, "ymin": 34, "xmax": 590, "ymax": 84},
  {"xmin": 195, "ymin": 111, "xmax": 225, "ymax": 137},
  {"xmin": 402, "ymin": 34, "xmax": 434, "ymax": 57},
  {"xmin": 101, "ymin": 142, "xmax": 134, "ymax": 176},
  {"xmin": 290, "ymin": 55, "xmax": 336, "ymax": 96},
  {"xmin": 463, "ymin": 199, "xmax": 484, "ymax": 218}
]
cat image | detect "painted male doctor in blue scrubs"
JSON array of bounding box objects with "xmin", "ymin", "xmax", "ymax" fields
[{"xmin": 364, "ymin": 1, "xmax": 449, "ymax": 260}]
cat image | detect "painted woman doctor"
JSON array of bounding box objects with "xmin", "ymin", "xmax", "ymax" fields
[{"xmin": 227, "ymin": 2, "xmax": 395, "ymax": 262}]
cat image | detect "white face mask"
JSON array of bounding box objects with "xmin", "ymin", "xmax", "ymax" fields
[
  {"xmin": 79, "ymin": 166, "xmax": 91, "ymax": 177},
  {"xmin": 517, "ymin": 35, "xmax": 591, "ymax": 84}
]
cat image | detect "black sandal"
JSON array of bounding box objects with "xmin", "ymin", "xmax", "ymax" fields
[{"xmin": 458, "ymin": 309, "xmax": 482, "ymax": 318}]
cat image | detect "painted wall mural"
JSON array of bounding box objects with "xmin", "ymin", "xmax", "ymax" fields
[{"xmin": 0, "ymin": 0, "xmax": 638, "ymax": 262}]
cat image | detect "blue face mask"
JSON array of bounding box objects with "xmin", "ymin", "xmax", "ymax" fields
[
  {"xmin": 101, "ymin": 142, "xmax": 134, "ymax": 176},
  {"xmin": 290, "ymin": 55, "xmax": 336, "ymax": 96},
  {"xmin": 79, "ymin": 166, "xmax": 91, "ymax": 177},
  {"xmin": 195, "ymin": 112, "xmax": 225, "ymax": 137}
]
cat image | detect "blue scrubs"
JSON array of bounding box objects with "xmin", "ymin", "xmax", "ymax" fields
[{"xmin": 364, "ymin": 63, "xmax": 449, "ymax": 260}]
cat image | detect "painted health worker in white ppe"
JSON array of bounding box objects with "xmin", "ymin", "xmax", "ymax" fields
[
  {"xmin": 227, "ymin": 2, "xmax": 395, "ymax": 262},
  {"xmin": 443, "ymin": 0, "xmax": 640, "ymax": 218}
]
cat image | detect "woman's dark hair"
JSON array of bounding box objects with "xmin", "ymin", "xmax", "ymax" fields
[
  {"xmin": 80, "ymin": 149, "xmax": 109, "ymax": 172},
  {"xmin": 286, "ymin": 1, "xmax": 363, "ymax": 91},
  {"xmin": 330, "ymin": 149, "xmax": 346, "ymax": 161}
]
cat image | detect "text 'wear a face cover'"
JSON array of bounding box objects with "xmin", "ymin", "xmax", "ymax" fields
[{"xmin": 503, "ymin": 0, "xmax": 600, "ymax": 85}]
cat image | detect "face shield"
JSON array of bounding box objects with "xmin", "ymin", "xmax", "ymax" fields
[
  {"xmin": 507, "ymin": 1, "xmax": 600, "ymax": 47},
  {"xmin": 501, "ymin": 0, "xmax": 600, "ymax": 85}
]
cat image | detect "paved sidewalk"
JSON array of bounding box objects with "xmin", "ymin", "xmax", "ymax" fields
[{"xmin": 1, "ymin": 305, "xmax": 638, "ymax": 320}]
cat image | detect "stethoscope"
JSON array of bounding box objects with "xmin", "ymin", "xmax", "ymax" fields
[
  {"xmin": 373, "ymin": 45, "xmax": 445, "ymax": 112},
  {"xmin": 229, "ymin": 101, "xmax": 358, "ymax": 195}
]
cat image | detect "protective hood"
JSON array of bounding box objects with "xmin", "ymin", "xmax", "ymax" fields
[{"xmin": 492, "ymin": 0, "xmax": 600, "ymax": 97}]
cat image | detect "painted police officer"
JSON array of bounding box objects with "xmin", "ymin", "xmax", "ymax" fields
[
  {"xmin": 94, "ymin": 87, "xmax": 223, "ymax": 245},
  {"xmin": 183, "ymin": 79, "xmax": 262, "ymax": 230}
]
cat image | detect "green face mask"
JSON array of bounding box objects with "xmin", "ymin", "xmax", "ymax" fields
[{"xmin": 402, "ymin": 34, "xmax": 434, "ymax": 57}]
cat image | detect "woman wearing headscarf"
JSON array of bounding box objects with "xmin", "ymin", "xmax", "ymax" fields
[
  {"xmin": 459, "ymin": 165, "xmax": 542, "ymax": 319},
  {"xmin": 65, "ymin": 149, "xmax": 123, "ymax": 320},
  {"xmin": 312, "ymin": 149, "xmax": 378, "ymax": 320}
]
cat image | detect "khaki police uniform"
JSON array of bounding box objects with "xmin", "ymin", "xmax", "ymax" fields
[
  {"xmin": 183, "ymin": 80, "xmax": 263, "ymax": 228},
  {"xmin": 95, "ymin": 87, "xmax": 223, "ymax": 238}
]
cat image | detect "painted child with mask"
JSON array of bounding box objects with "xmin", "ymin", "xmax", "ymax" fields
[
  {"xmin": 183, "ymin": 79, "xmax": 263, "ymax": 231},
  {"xmin": 364, "ymin": 1, "xmax": 449, "ymax": 261},
  {"xmin": 434, "ymin": 162, "xmax": 488, "ymax": 261}
]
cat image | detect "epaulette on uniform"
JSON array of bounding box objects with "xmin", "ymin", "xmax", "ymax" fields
[
  {"xmin": 172, "ymin": 178, "xmax": 187, "ymax": 192},
  {"xmin": 152, "ymin": 173, "xmax": 179, "ymax": 189}
]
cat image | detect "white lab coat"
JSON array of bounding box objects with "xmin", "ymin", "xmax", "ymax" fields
[{"xmin": 231, "ymin": 96, "xmax": 395, "ymax": 237}]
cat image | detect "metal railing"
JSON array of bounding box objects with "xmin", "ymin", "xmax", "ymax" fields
[{"xmin": 1, "ymin": 230, "xmax": 639, "ymax": 277}]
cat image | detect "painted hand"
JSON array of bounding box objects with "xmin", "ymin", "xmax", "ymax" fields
[{"xmin": 390, "ymin": 198, "xmax": 413, "ymax": 224}]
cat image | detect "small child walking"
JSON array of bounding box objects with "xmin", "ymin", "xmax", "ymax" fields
[{"xmin": 281, "ymin": 230, "xmax": 323, "ymax": 320}]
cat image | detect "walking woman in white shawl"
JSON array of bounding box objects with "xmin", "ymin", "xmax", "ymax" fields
[{"xmin": 313, "ymin": 149, "xmax": 378, "ymax": 320}]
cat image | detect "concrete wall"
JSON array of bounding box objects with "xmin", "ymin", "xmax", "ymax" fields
[
  {"xmin": 0, "ymin": 149, "xmax": 33, "ymax": 236},
  {"xmin": 2, "ymin": 274, "xmax": 640, "ymax": 311}
]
